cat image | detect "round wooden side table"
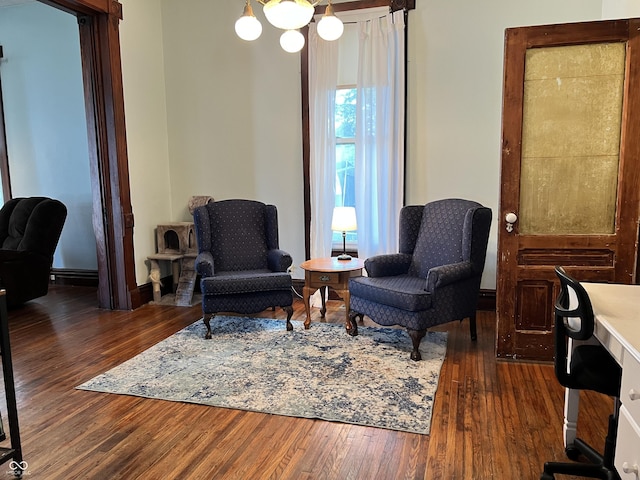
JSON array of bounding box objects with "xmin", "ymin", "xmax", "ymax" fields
[{"xmin": 300, "ymin": 257, "xmax": 365, "ymax": 332}]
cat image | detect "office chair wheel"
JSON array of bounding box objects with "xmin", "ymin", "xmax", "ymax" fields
[
  {"xmin": 565, "ymin": 445, "xmax": 581, "ymax": 461},
  {"xmin": 540, "ymin": 473, "xmax": 554, "ymax": 480}
]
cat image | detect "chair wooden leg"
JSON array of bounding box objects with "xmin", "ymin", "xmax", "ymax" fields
[
  {"xmin": 319, "ymin": 286, "xmax": 327, "ymax": 318},
  {"xmin": 203, "ymin": 314, "xmax": 214, "ymax": 339},
  {"xmin": 283, "ymin": 305, "xmax": 294, "ymax": 331},
  {"xmin": 469, "ymin": 314, "xmax": 477, "ymax": 341},
  {"xmin": 347, "ymin": 311, "xmax": 361, "ymax": 336},
  {"xmin": 407, "ymin": 329, "xmax": 427, "ymax": 361}
]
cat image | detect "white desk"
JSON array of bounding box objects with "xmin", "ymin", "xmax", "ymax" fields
[{"xmin": 564, "ymin": 283, "xmax": 640, "ymax": 478}]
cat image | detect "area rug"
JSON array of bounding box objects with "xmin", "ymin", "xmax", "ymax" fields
[{"xmin": 77, "ymin": 317, "xmax": 448, "ymax": 435}]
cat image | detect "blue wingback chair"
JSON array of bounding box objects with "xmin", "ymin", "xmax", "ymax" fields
[
  {"xmin": 348, "ymin": 198, "xmax": 492, "ymax": 360},
  {"xmin": 193, "ymin": 199, "xmax": 294, "ymax": 338}
]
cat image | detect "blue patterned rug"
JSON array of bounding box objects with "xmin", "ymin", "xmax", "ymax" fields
[{"xmin": 77, "ymin": 317, "xmax": 447, "ymax": 435}]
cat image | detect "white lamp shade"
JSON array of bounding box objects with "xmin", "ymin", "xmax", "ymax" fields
[
  {"xmin": 280, "ymin": 29, "xmax": 305, "ymax": 53},
  {"xmin": 235, "ymin": 14, "xmax": 263, "ymax": 41},
  {"xmin": 331, "ymin": 207, "xmax": 357, "ymax": 232},
  {"xmin": 317, "ymin": 11, "xmax": 344, "ymax": 41},
  {"xmin": 264, "ymin": 0, "xmax": 315, "ymax": 30}
]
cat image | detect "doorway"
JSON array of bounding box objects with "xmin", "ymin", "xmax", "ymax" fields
[
  {"xmin": 0, "ymin": 5, "xmax": 97, "ymax": 283},
  {"xmin": 34, "ymin": 0, "xmax": 138, "ymax": 309}
]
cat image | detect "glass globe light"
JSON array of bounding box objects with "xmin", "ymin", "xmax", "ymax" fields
[
  {"xmin": 317, "ymin": 4, "xmax": 343, "ymax": 41},
  {"xmin": 235, "ymin": 2, "xmax": 263, "ymax": 41},
  {"xmin": 280, "ymin": 29, "xmax": 305, "ymax": 53},
  {"xmin": 264, "ymin": 0, "xmax": 315, "ymax": 30}
]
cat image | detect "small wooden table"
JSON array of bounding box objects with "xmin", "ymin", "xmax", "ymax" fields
[{"xmin": 300, "ymin": 257, "xmax": 365, "ymax": 331}]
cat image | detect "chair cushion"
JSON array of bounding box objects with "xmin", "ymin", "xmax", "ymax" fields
[
  {"xmin": 2, "ymin": 200, "xmax": 35, "ymax": 250},
  {"xmin": 1, "ymin": 197, "xmax": 67, "ymax": 255},
  {"xmin": 349, "ymin": 274, "xmax": 432, "ymax": 312},
  {"xmin": 0, "ymin": 197, "xmax": 67, "ymax": 308},
  {"xmin": 571, "ymin": 344, "xmax": 622, "ymax": 397},
  {"xmin": 196, "ymin": 200, "xmax": 271, "ymax": 272},
  {"xmin": 201, "ymin": 271, "xmax": 292, "ymax": 295},
  {"xmin": 409, "ymin": 200, "xmax": 475, "ymax": 278}
]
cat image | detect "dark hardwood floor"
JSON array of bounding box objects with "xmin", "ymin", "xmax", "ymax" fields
[{"xmin": 0, "ymin": 286, "xmax": 612, "ymax": 479}]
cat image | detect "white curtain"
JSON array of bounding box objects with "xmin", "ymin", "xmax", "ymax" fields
[
  {"xmin": 308, "ymin": 25, "xmax": 339, "ymax": 258},
  {"xmin": 355, "ymin": 11, "xmax": 406, "ymax": 259}
]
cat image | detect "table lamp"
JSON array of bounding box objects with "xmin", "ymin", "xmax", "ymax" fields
[{"xmin": 331, "ymin": 206, "xmax": 357, "ymax": 261}]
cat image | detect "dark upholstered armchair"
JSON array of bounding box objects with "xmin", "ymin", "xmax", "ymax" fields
[
  {"xmin": 348, "ymin": 198, "xmax": 492, "ymax": 360},
  {"xmin": 193, "ymin": 199, "xmax": 294, "ymax": 338},
  {"xmin": 0, "ymin": 197, "xmax": 67, "ymax": 308}
]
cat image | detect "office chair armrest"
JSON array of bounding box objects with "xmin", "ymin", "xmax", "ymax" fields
[
  {"xmin": 195, "ymin": 252, "xmax": 215, "ymax": 277},
  {"xmin": 365, "ymin": 253, "xmax": 412, "ymax": 277},
  {"xmin": 267, "ymin": 249, "xmax": 293, "ymax": 272},
  {"xmin": 426, "ymin": 261, "xmax": 474, "ymax": 292}
]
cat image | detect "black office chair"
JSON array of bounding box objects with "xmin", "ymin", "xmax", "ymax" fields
[{"xmin": 541, "ymin": 266, "xmax": 622, "ymax": 480}]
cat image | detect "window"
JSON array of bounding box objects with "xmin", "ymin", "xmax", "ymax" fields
[
  {"xmin": 305, "ymin": 4, "xmax": 408, "ymax": 260},
  {"xmin": 333, "ymin": 87, "xmax": 357, "ymax": 247}
]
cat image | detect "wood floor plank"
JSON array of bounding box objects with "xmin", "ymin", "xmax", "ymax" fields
[{"xmin": 0, "ymin": 286, "xmax": 613, "ymax": 479}]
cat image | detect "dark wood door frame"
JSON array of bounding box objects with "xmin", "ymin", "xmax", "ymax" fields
[
  {"xmin": 0, "ymin": 46, "xmax": 11, "ymax": 202},
  {"xmin": 35, "ymin": 0, "xmax": 139, "ymax": 309}
]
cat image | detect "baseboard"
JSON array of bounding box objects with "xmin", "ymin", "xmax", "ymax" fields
[
  {"xmin": 292, "ymin": 279, "xmax": 305, "ymax": 298},
  {"xmin": 477, "ymin": 289, "xmax": 496, "ymax": 311},
  {"xmin": 138, "ymin": 282, "xmax": 153, "ymax": 305},
  {"xmin": 138, "ymin": 275, "xmax": 176, "ymax": 305},
  {"xmin": 50, "ymin": 268, "xmax": 99, "ymax": 287}
]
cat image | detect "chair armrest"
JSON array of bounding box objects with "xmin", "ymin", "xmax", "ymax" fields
[
  {"xmin": 0, "ymin": 250, "xmax": 28, "ymax": 262},
  {"xmin": 195, "ymin": 252, "xmax": 215, "ymax": 277},
  {"xmin": 364, "ymin": 253, "xmax": 412, "ymax": 277},
  {"xmin": 267, "ymin": 249, "xmax": 293, "ymax": 272},
  {"xmin": 426, "ymin": 261, "xmax": 474, "ymax": 292},
  {"xmin": 0, "ymin": 250, "xmax": 47, "ymax": 280}
]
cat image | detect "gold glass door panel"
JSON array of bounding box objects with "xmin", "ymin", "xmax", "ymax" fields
[{"xmin": 519, "ymin": 43, "xmax": 625, "ymax": 235}]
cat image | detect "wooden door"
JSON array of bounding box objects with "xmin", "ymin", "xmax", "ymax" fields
[{"xmin": 496, "ymin": 19, "xmax": 640, "ymax": 361}]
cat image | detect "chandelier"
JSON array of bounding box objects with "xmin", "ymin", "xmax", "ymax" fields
[{"xmin": 235, "ymin": 0, "xmax": 344, "ymax": 53}]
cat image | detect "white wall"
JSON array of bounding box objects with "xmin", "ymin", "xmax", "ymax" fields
[
  {"xmin": 4, "ymin": 0, "xmax": 622, "ymax": 291},
  {"xmin": 406, "ymin": 0, "xmax": 603, "ymax": 288},
  {"xmin": 116, "ymin": 0, "xmax": 620, "ymax": 290},
  {"xmin": 602, "ymin": 0, "xmax": 640, "ymax": 18},
  {"xmin": 0, "ymin": 2, "xmax": 97, "ymax": 270},
  {"xmin": 159, "ymin": 0, "xmax": 306, "ymax": 275}
]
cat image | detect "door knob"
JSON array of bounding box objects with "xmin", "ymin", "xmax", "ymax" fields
[{"xmin": 505, "ymin": 212, "xmax": 518, "ymax": 232}]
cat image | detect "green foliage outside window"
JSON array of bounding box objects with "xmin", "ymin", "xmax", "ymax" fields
[{"xmin": 334, "ymin": 88, "xmax": 357, "ymax": 244}]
